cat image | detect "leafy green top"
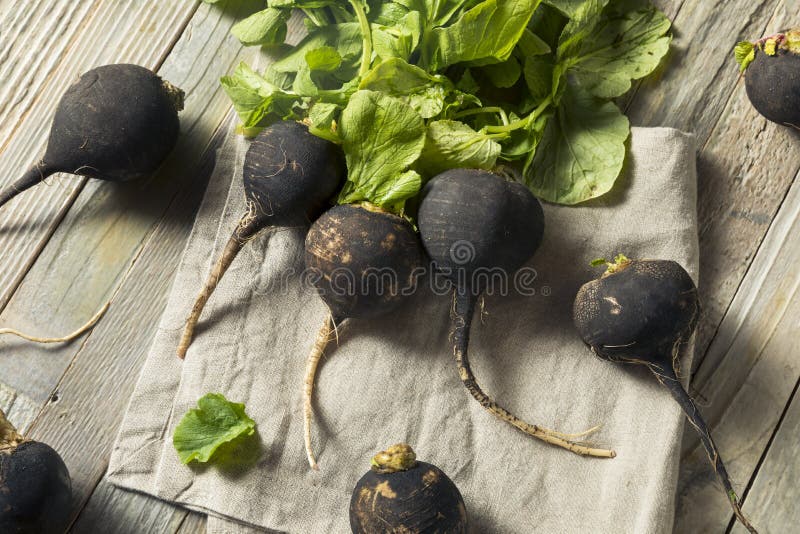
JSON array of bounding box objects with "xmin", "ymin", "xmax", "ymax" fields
[
  {"xmin": 735, "ymin": 29, "xmax": 800, "ymax": 72},
  {"xmin": 207, "ymin": 0, "xmax": 671, "ymax": 208},
  {"xmin": 173, "ymin": 393, "xmax": 256, "ymax": 464}
]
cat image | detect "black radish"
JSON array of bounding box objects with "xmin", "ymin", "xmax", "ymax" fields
[
  {"xmin": 417, "ymin": 169, "xmax": 615, "ymax": 458},
  {"xmin": 303, "ymin": 204, "xmax": 424, "ymax": 469},
  {"xmin": 350, "ymin": 443, "xmax": 467, "ymax": 534},
  {"xmin": 573, "ymin": 256, "xmax": 757, "ymax": 533},
  {"xmin": 0, "ymin": 409, "xmax": 71, "ymax": 534},
  {"xmin": 738, "ymin": 30, "xmax": 800, "ymax": 129},
  {"xmin": 0, "ymin": 64, "xmax": 184, "ymax": 210},
  {"xmin": 177, "ymin": 121, "xmax": 345, "ymax": 359}
]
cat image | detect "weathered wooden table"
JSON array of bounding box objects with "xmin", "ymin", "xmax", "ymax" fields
[{"xmin": 0, "ymin": 1, "xmax": 797, "ymax": 532}]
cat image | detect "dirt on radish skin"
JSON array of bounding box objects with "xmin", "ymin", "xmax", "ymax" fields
[
  {"xmin": 0, "ymin": 64, "xmax": 184, "ymax": 210},
  {"xmin": 417, "ymin": 168, "xmax": 615, "ymax": 459},
  {"xmin": 350, "ymin": 444, "xmax": 467, "ymax": 534},
  {"xmin": 177, "ymin": 121, "xmax": 345, "ymax": 359},
  {"xmin": 573, "ymin": 256, "xmax": 758, "ymax": 533},
  {"xmin": 0, "ymin": 409, "xmax": 71, "ymax": 534},
  {"xmin": 303, "ymin": 204, "xmax": 424, "ymax": 470}
]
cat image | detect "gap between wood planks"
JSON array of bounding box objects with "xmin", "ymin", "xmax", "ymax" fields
[
  {"xmin": 0, "ymin": 0, "xmax": 201, "ymax": 319},
  {"xmin": 726, "ymin": 375, "xmax": 800, "ymax": 533}
]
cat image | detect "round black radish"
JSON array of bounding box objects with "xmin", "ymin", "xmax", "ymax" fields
[
  {"xmin": 0, "ymin": 410, "xmax": 71, "ymax": 534},
  {"xmin": 573, "ymin": 257, "xmax": 757, "ymax": 533},
  {"xmin": 177, "ymin": 121, "xmax": 345, "ymax": 359},
  {"xmin": 417, "ymin": 169, "xmax": 613, "ymax": 458},
  {"xmin": 349, "ymin": 444, "xmax": 467, "ymax": 534},
  {"xmin": 418, "ymin": 168, "xmax": 544, "ymax": 291},
  {"xmin": 742, "ymin": 31, "xmax": 800, "ymax": 129},
  {"xmin": 305, "ymin": 204, "xmax": 422, "ymax": 321},
  {"xmin": 303, "ymin": 204, "xmax": 424, "ymax": 469},
  {"xmin": 0, "ymin": 64, "xmax": 184, "ymax": 209}
]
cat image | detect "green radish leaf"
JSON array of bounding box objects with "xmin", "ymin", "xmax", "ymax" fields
[
  {"xmin": 371, "ymin": 11, "xmax": 423, "ymax": 61},
  {"xmin": 523, "ymin": 55, "xmax": 555, "ymax": 102},
  {"xmin": 173, "ymin": 393, "xmax": 256, "ymax": 464},
  {"xmin": 418, "ymin": 120, "xmax": 501, "ymax": 175},
  {"xmin": 421, "ymin": 0, "xmax": 542, "ymax": 70},
  {"xmin": 543, "ymin": 0, "xmax": 586, "ymax": 16},
  {"xmin": 734, "ymin": 41, "xmax": 755, "ymax": 72},
  {"xmin": 359, "ymin": 58, "xmax": 453, "ymax": 118},
  {"xmin": 338, "ymin": 90, "xmax": 426, "ymax": 210},
  {"xmin": 306, "ymin": 46, "xmax": 343, "ymax": 71},
  {"xmin": 517, "ymin": 29, "xmax": 551, "ymax": 57},
  {"xmin": 220, "ymin": 62, "xmax": 300, "ymax": 128},
  {"xmin": 231, "ymin": 8, "xmax": 290, "ymax": 46},
  {"xmin": 272, "ymin": 23, "xmax": 363, "ymax": 74},
  {"xmin": 524, "ymin": 84, "xmax": 629, "ymax": 204},
  {"xmin": 480, "ymin": 56, "xmax": 522, "ymax": 88},
  {"xmin": 308, "ymin": 101, "xmax": 339, "ymax": 129},
  {"xmin": 564, "ymin": 0, "xmax": 671, "ymax": 99}
]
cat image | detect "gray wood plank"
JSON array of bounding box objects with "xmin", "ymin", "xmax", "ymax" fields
[
  {"xmin": 0, "ymin": 0, "xmax": 199, "ymax": 312},
  {"xmin": 0, "ymin": 382, "xmax": 39, "ymax": 433},
  {"xmin": 731, "ymin": 380, "xmax": 800, "ymax": 533},
  {"xmin": 673, "ymin": 164, "xmax": 800, "ymax": 531},
  {"xmin": 71, "ymin": 479, "xmax": 193, "ymax": 534},
  {"xmin": 3, "ymin": 0, "xmax": 261, "ymax": 528},
  {"xmin": 627, "ymin": 0, "xmax": 797, "ymax": 372},
  {"xmin": 0, "ymin": 0, "xmax": 261, "ymax": 403}
]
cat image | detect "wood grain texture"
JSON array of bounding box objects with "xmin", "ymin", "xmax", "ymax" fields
[
  {"xmin": 71, "ymin": 479, "xmax": 196, "ymax": 534},
  {"xmin": 0, "ymin": 0, "xmax": 260, "ymax": 528},
  {"xmin": 731, "ymin": 379, "xmax": 800, "ymax": 533},
  {"xmin": 0, "ymin": 0, "xmax": 263, "ymax": 403},
  {"xmin": 0, "ymin": 382, "xmax": 39, "ymax": 433},
  {"xmin": 0, "ymin": 0, "xmax": 198, "ymax": 312},
  {"xmin": 628, "ymin": 1, "xmax": 797, "ymax": 372},
  {"xmin": 673, "ymin": 167, "xmax": 800, "ymax": 531}
]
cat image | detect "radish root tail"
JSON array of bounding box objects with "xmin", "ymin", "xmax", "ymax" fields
[
  {"xmin": 0, "ymin": 164, "xmax": 51, "ymax": 209},
  {"xmin": 0, "ymin": 300, "xmax": 110, "ymax": 344},
  {"xmin": 451, "ymin": 289, "xmax": 616, "ymax": 458},
  {"xmin": 304, "ymin": 315, "xmax": 336, "ymax": 470},
  {"xmin": 651, "ymin": 365, "xmax": 758, "ymax": 534},
  {"xmin": 177, "ymin": 218, "xmax": 264, "ymax": 360}
]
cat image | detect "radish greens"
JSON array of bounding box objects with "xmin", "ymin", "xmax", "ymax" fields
[{"xmin": 208, "ymin": 0, "xmax": 671, "ymax": 203}]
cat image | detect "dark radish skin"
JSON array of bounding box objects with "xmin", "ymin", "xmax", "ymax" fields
[
  {"xmin": 573, "ymin": 256, "xmax": 758, "ymax": 533},
  {"xmin": 417, "ymin": 169, "xmax": 615, "ymax": 458},
  {"xmin": 177, "ymin": 121, "xmax": 345, "ymax": 359},
  {"xmin": 0, "ymin": 409, "xmax": 71, "ymax": 534},
  {"xmin": 350, "ymin": 443, "xmax": 467, "ymax": 534},
  {"xmin": 303, "ymin": 204, "xmax": 424, "ymax": 469},
  {"xmin": 0, "ymin": 64, "xmax": 184, "ymax": 210},
  {"xmin": 742, "ymin": 30, "xmax": 800, "ymax": 129}
]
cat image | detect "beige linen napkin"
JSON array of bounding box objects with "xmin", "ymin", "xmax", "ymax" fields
[{"xmin": 107, "ymin": 125, "xmax": 698, "ymax": 533}]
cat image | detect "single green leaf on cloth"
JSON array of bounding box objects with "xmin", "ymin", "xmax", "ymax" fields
[
  {"xmin": 734, "ymin": 41, "xmax": 756, "ymax": 72},
  {"xmin": 421, "ymin": 0, "xmax": 542, "ymax": 71},
  {"xmin": 524, "ymin": 84, "xmax": 629, "ymax": 204},
  {"xmin": 338, "ymin": 90, "xmax": 426, "ymax": 210},
  {"xmin": 173, "ymin": 393, "xmax": 256, "ymax": 464},
  {"xmin": 418, "ymin": 120, "xmax": 501, "ymax": 175},
  {"xmin": 564, "ymin": 0, "xmax": 671, "ymax": 98},
  {"xmin": 231, "ymin": 8, "xmax": 290, "ymax": 46}
]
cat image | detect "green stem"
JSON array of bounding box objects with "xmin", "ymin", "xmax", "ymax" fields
[
  {"xmin": 453, "ymin": 106, "xmax": 509, "ymax": 125},
  {"xmin": 349, "ymin": 0, "xmax": 372, "ymax": 78},
  {"xmin": 484, "ymin": 96, "xmax": 554, "ymax": 134}
]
